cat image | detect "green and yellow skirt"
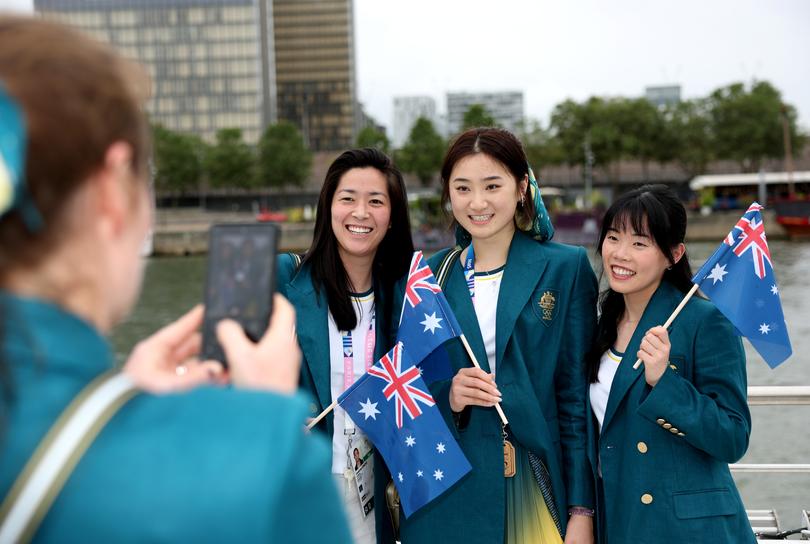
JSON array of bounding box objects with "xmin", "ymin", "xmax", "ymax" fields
[{"xmin": 505, "ymin": 446, "xmax": 563, "ymax": 544}]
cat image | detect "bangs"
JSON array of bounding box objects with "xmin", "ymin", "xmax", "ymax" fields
[{"xmin": 599, "ymin": 189, "xmax": 674, "ymax": 257}]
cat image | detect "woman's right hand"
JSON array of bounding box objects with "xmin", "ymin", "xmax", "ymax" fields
[
  {"xmin": 217, "ymin": 294, "xmax": 301, "ymax": 394},
  {"xmin": 449, "ymin": 367, "xmax": 502, "ymax": 412}
]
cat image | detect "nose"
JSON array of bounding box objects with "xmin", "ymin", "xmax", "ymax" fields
[
  {"xmin": 613, "ymin": 240, "xmax": 631, "ymax": 261},
  {"xmin": 352, "ymin": 201, "xmax": 369, "ymax": 220},
  {"xmin": 469, "ymin": 188, "xmax": 487, "ymax": 211}
]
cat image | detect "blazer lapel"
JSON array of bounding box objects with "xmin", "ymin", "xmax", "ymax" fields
[
  {"xmin": 287, "ymin": 270, "xmax": 332, "ymax": 412},
  {"xmin": 443, "ymin": 253, "xmax": 490, "ymax": 373},
  {"xmin": 495, "ymin": 232, "xmax": 548, "ymax": 368},
  {"xmin": 600, "ymin": 282, "xmax": 680, "ymax": 432}
]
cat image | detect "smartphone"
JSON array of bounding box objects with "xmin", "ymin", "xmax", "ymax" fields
[{"xmin": 201, "ymin": 223, "xmax": 279, "ymax": 366}]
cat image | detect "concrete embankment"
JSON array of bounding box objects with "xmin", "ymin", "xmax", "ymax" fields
[
  {"xmin": 151, "ymin": 208, "xmax": 789, "ymax": 256},
  {"xmin": 152, "ymin": 210, "xmax": 313, "ymax": 255}
]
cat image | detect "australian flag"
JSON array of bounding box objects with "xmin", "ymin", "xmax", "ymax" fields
[
  {"xmin": 397, "ymin": 251, "xmax": 463, "ymax": 384},
  {"xmin": 692, "ymin": 203, "xmax": 792, "ymax": 368},
  {"xmin": 337, "ymin": 342, "xmax": 472, "ymax": 517}
]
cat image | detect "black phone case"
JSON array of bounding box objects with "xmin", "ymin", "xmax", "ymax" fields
[{"xmin": 201, "ymin": 223, "xmax": 279, "ymax": 366}]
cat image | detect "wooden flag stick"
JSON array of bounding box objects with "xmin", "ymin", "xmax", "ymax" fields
[
  {"xmin": 306, "ymin": 400, "xmax": 336, "ymax": 431},
  {"xmin": 632, "ymin": 283, "xmax": 700, "ymax": 370},
  {"xmin": 459, "ymin": 334, "xmax": 509, "ymax": 426}
]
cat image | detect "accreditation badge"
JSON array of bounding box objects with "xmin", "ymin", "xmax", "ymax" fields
[{"xmin": 347, "ymin": 434, "xmax": 375, "ymax": 518}]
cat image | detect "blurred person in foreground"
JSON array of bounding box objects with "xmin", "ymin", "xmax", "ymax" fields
[{"xmin": 0, "ymin": 16, "xmax": 350, "ymax": 543}]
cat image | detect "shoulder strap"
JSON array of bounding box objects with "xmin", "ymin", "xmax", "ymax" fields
[
  {"xmin": 288, "ymin": 252, "xmax": 302, "ymax": 269},
  {"xmin": 0, "ymin": 372, "xmax": 139, "ymax": 544},
  {"xmin": 435, "ymin": 247, "xmax": 463, "ymax": 289}
]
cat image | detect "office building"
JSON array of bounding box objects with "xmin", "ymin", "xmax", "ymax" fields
[
  {"xmin": 392, "ymin": 96, "xmax": 437, "ymax": 149},
  {"xmin": 446, "ymin": 91, "xmax": 524, "ymax": 135}
]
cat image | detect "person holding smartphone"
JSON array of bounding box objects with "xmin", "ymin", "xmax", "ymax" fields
[
  {"xmin": 276, "ymin": 148, "xmax": 414, "ymax": 544},
  {"xmin": 0, "ymin": 17, "xmax": 350, "ymax": 543},
  {"xmin": 399, "ymin": 128, "xmax": 597, "ymax": 544}
]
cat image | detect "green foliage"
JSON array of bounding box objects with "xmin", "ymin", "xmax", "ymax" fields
[
  {"xmin": 520, "ymin": 120, "xmax": 565, "ymax": 168},
  {"xmin": 462, "ymin": 104, "xmax": 496, "ymax": 130},
  {"xmin": 709, "ymin": 80, "xmax": 802, "ymax": 172},
  {"xmin": 151, "ymin": 124, "xmax": 206, "ymax": 193},
  {"xmin": 204, "ymin": 128, "xmax": 256, "ymax": 189},
  {"xmin": 356, "ymin": 126, "xmax": 391, "ymax": 154},
  {"xmin": 257, "ymin": 121, "xmax": 312, "ymax": 188},
  {"xmin": 398, "ymin": 117, "xmax": 445, "ymax": 186},
  {"xmin": 666, "ymin": 99, "xmax": 715, "ymax": 177}
]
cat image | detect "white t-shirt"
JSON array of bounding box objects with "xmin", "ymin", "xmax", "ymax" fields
[
  {"xmin": 471, "ymin": 267, "xmax": 504, "ymax": 377},
  {"xmin": 589, "ymin": 348, "xmax": 623, "ymax": 432},
  {"xmin": 328, "ymin": 290, "xmax": 375, "ymax": 474}
]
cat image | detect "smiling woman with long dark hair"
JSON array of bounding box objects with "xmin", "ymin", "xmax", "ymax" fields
[{"xmin": 276, "ymin": 148, "xmax": 414, "ymax": 544}]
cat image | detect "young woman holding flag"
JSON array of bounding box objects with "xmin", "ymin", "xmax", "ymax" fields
[
  {"xmin": 585, "ymin": 185, "xmax": 755, "ymax": 543},
  {"xmin": 275, "ymin": 148, "xmax": 414, "ymax": 543},
  {"xmin": 398, "ymin": 128, "xmax": 598, "ymax": 544}
]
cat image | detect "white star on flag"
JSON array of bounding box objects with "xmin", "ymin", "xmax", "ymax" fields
[
  {"xmin": 398, "ymin": 472, "xmax": 404, "ymax": 483},
  {"xmin": 405, "ymin": 435, "xmax": 416, "ymax": 447},
  {"xmin": 707, "ymin": 263, "xmax": 728, "ymax": 284},
  {"xmin": 436, "ymin": 442, "xmax": 446, "ymax": 454},
  {"xmin": 771, "ymin": 284, "xmax": 779, "ymax": 295},
  {"xmin": 358, "ymin": 398, "xmax": 380, "ymax": 420},
  {"xmin": 433, "ymin": 469, "xmax": 444, "ymax": 481},
  {"xmin": 416, "ymin": 470, "xmax": 423, "ymax": 477},
  {"xmin": 420, "ymin": 312, "xmax": 443, "ymax": 334},
  {"xmin": 759, "ymin": 323, "xmax": 771, "ymax": 335}
]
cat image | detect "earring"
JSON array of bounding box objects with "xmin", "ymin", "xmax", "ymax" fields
[
  {"xmin": 666, "ymin": 265, "xmax": 672, "ymax": 271},
  {"xmin": 519, "ymin": 195, "xmax": 525, "ymax": 207}
]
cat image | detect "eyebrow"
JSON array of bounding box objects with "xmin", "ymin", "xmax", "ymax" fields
[
  {"xmin": 607, "ymin": 227, "xmax": 650, "ymax": 238},
  {"xmin": 337, "ymin": 189, "xmax": 387, "ymax": 197},
  {"xmin": 451, "ymin": 175, "xmax": 504, "ymax": 183}
]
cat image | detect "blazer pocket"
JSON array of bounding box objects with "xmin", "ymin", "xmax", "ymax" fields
[{"xmin": 673, "ymin": 487, "xmax": 736, "ymax": 519}]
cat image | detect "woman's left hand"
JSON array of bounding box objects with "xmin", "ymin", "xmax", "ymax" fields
[
  {"xmin": 124, "ymin": 305, "xmax": 225, "ymax": 393},
  {"xmin": 637, "ymin": 325, "xmax": 670, "ymax": 387},
  {"xmin": 564, "ymin": 513, "xmax": 594, "ymax": 544}
]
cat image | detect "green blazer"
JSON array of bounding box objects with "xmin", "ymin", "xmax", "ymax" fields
[
  {"xmin": 586, "ymin": 281, "xmax": 755, "ymax": 543},
  {"xmin": 399, "ymin": 231, "xmax": 598, "ymax": 544},
  {"xmin": 0, "ymin": 292, "xmax": 351, "ymax": 543},
  {"xmin": 276, "ymin": 254, "xmax": 396, "ymax": 541}
]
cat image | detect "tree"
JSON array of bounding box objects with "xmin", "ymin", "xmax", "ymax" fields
[
  {"xmin": 520, "ymin": 119, "xmax": 565, "ymax": 170},
  {"xmin": 398, "ymin": 117, "xmax": 445, "ymax": 186},
  {"xmin": 708, "ymin": 80, "xmax": 803, "ymax": 172},
  {"xmin": 356, "ymin": 126, "xmax": 391, "ymax": 154},
  {"xmin": 151, "ymin": 124, "xmax": 206, "ymax": 194},
  {"xmin": 257, "ymin": 121, "xmax": 312, "ymax": 188},
  {"xmin": 204, "ymin": 128, "xmax": 256, "ymax": 189},
  {"xmin": 666, "ymin": 99, "xmax": 715, "ymax": 177},
  {"xmin": 462, "ymin": 104, "xmax": 496, "ymax": 130}
]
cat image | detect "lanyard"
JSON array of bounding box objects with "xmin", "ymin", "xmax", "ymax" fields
[
  {"xmin": 341, "ymin": 308, "xmax": 376, "ymax": 392},
  {"xmin": 464, "ymin": 244, "xmax": 476, "ymax": 301}
]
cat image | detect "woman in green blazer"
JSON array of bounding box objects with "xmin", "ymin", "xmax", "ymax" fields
[
  {"xmin": 585, "ymin": 185, "xmax": 755, "ymax": 543},
  {"xmin": 0, "ymin": 17, "xmax": 349, "ymax": 543},
  {"xmin": 399, "ymin": 128, "xmax": 598, "ymax": 544},
  {"xmin": 275, "ymin": 149, "xmax": 414, "ymax": 543}
]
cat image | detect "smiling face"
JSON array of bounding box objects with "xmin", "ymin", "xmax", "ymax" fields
[
  {"xmin": 448, "ymin": 153, "xmax": 527, "ymax": 246},
  {"xmin": 601, "ymin": 217, "xmax": 682, "ymax": 302},
  {"xmin": 330, "ymin": 167, "xmax": 391, "ymax": 263}
]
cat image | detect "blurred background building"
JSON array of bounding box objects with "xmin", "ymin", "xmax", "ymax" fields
[
  {"xmin": 645, "ymin": 84, "xmax": 682, "ymax": 108},
  {"xmin": 392, "ymin": 95, "xmax": 437, "ymax": 149},
  {"xmin": 35, "ymin": 0, "xmax": 358, "ymax": 150},
  {"xmin": 446, "ymin": 91, "xmax": 524, "ymax": 135}
]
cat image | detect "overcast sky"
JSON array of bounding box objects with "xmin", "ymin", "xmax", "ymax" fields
[{"xmin": 4, "ymin": 0, "xmax": 809, "ymax": 130}]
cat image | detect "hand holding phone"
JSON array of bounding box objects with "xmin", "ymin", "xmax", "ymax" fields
[{"xmin": 201, "ymin": 223, "xmax": 279, "ymax": 366}]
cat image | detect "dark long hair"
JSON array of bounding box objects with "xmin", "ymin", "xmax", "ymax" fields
[
  {"xmin": 303, "ymin": 148, "xmax": 413, "ymax": 331},
  {"xmin": 439, "ymin": 128, "xmax": 534, "ymax": 231},
  {"xmin": 586, "ymin": 184, "xmax": 695, "ymax": 382}
]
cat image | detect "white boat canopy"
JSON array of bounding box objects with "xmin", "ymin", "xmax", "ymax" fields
[{"xmin": 690, "ymin": 171, "xmax": 810, "ymax": 190}]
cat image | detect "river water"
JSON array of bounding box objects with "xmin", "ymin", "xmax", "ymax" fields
[{"xmin": 111, "ymin": 240, "xmax": 810, "ymax": 530}]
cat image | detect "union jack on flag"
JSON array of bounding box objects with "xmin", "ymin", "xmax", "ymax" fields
[
  {"xmin": 724, "ymin": 203, "xmax": 771, "ymax": 279},
  {"xmin": 404, "ymin": 251, "xmax": 442, "ymax": 308},
  {"xmin": 693, "ymin": 202, "xmax": 792, "ymax": 368},
  {"xmin": 367, "ymin": 342, "xmax": 435, "ymax": 428}
]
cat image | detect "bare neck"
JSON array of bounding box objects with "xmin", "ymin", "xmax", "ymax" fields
[
  {"xmin": 340, "ymin": 251, "xmax": 374, "ymax": 293},
  {"xmin": 469, "ymin": 227, "xmax": 514, "ymax": 272}
]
